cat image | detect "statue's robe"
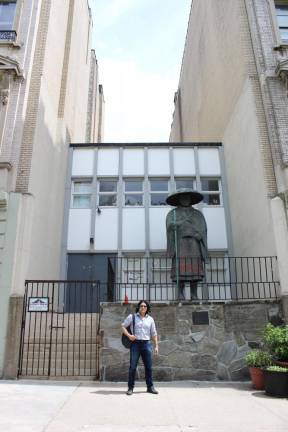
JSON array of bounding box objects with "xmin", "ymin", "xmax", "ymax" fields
[{"xmin": 166, "ymin": 207, "xmax": 208, "ymax": 282}]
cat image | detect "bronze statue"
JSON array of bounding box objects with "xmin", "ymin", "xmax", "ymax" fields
[{"xmin": 166, "ymin": 188, "xmax": 208, "ymax": 300}]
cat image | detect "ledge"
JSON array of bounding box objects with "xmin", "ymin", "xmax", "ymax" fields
[{"xmin": 0, "ymin": 162, "xmax": 12, "ymax": 170}]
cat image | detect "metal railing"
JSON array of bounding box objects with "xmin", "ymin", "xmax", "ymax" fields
[{"xmin": 107, "ymin": 256, "xmax": 280, "ymax": 302}]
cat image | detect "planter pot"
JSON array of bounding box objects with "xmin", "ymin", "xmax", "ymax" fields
[
  {"xmin": 264, "ymin": 370, "xmax": 288, "ymax": 397},
  {"xmin": 249, "ymin": 367, "xmax": 265, "ymax": 390}
]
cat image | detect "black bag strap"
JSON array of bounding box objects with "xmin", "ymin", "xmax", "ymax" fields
[{"xmin": 132, "ymin": 313, "xmax": 135, "ymax": 335}]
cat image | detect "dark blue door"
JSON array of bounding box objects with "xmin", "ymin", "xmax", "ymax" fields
[{"xmin": 65, "ymin": 253, "xmax": 116, "ymax": 312}]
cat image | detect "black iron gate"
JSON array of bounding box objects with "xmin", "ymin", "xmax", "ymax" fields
[{"xmin": 18, "ymin": 280, "xmax": 101, "ymax": 378}]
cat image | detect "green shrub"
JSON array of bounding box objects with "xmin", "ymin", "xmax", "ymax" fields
[
  {"xmin": 263, "ymin": 324, "xmax": 288, "ymax": 361},
  {"xmin": 245, "ymin": 349, "xmax": 272, "ymax": 368},
  {"xmin": 266, "ymin": 365, "xmax": 288, "ymax": 373}
]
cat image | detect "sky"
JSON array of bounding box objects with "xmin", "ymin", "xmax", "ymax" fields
[{"xmin": 89, "ymin": 0, "xmax": 191, "ymax": 143}]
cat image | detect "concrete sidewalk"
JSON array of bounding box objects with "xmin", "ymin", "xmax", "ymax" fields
[{"xmin": 0, "ymin": 380, "xmax": 287, "ymax": 432}]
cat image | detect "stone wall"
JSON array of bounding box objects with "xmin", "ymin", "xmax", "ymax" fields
[{"xmin": 99, "ymin": 301, "xmax": 282, "ymax": 382}]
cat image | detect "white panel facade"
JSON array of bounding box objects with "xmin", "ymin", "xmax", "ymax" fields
[
  {"xmin": 173, "ymin": 148, "xmax": 196, "ymax": 175},
  {"xmin": 203, "ymin": 207, "xmax": 228, "ymax": 249},
  {"xmin": 67, "ymin": 209, "xmax": 91, "ymax": 250},
  {"xmin": 97, "ymin": 149, "xmax": 119, "ymax": 175},
  {"xmin": 149, "ymin": 208, "xmax": 171, "ymax": 250},
  {"xmin": 122, "ymin": 209, "xmax": 145, "ymax": 250},
  {"xmin": 94, "ymin": 209, "xmax": 118, "ymax": 250},
  {"xmin": 198, "ymin": 148, "xmax": 221, "ymax": 175},
  {"xmin": 148, "ymin": 149, "xmax": 170, "ymax": 175},
  {"xmin": 72, "ymin": 149, "xmax": 94, "ymax": 176},
  {"xmin": 123, "ymin": 149, "xmax": 145, "ymax": 176}
]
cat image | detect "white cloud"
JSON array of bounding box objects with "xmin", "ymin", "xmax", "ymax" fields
[{"xmin": 99, "ymin": 58, "xmax": 176, "ymax": 142}]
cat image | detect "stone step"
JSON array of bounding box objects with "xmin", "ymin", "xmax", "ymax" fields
[
  {"xmin": 20, "ymin": 368, "xmax": 97, "ymax": 377},
  {"xmin": 21, "ymin": 359, "xmax": 98, "ymax": 370},
  {"xmin": 22, "ymin": 336, "xmax": 100, "ymax": 345},
  {"xmin": 22, "ymin": 349, "xmax": 98, "ymax": 360}
]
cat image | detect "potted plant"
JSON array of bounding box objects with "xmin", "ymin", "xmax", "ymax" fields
[
  {"xmin": 245, "ymin": 349, "xmax": 272, "ymax": 390},
  {"xmin": 263, "ymin": 323, "xmax": 288, "ymax": 366},
  {"xmin": 264, "ymin": 365, "xmax": 288, "ymax": 397}
]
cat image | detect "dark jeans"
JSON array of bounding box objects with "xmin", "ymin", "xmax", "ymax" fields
[{"xmin": 128, "ymin": 340, "xmax": 153, "ymax": 389}]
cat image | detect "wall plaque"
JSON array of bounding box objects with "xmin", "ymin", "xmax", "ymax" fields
[{"xmin": 192, "ymin": 311, "xmax": 209, "ymax": 325}]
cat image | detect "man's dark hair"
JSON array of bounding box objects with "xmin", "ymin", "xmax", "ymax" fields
[{"xmin": 135, "ymin": 300, "xmax": 151, "ymax": 314}]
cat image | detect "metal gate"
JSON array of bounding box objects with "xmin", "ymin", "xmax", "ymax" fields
[{"xmin": 18, "ymin": 280, "xmax": 101, "ymax": 378}]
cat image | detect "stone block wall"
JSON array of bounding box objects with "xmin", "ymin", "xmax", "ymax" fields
[{"xmin": 99, "ymin": 301, "xmax": 282, "ymax": 382}]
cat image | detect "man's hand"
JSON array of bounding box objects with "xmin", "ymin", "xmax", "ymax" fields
[
  {"xmin": 129, "ymin": 334, "xmax": 136, "ymax": 341},
  {"xmin": 154, "ymin": 345, "xmax": 159, "ymax": 355}
]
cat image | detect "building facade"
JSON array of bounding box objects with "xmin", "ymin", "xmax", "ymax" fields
[
  {"xmin": 0, "ymin": 0, "xmax": 104, "ymax": 377},
  {"xmin": 63, "ymin": 143, "xmax": 234, "ymax": 304},
  {"xmin": 170, "ymin": 0, "xmax": 288, "ymax": 305}
]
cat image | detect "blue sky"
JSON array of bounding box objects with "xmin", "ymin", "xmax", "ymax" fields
[{"xmin": 89, "ymin": 0, "xmax": 191, "ymax": 142}]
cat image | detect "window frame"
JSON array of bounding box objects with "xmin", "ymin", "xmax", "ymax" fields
[
  {"xmin": 271, "ymin": 0, "xmax": 288, "ymax": 46},
  {"xmin": 97, "ymin": 178, "xmax": 118, "ymax": 207},
  {"xmin": 0, "ymin": 0, "xmax": 22, "ymax": 45},
  {"xmin": 200, "ymin": 177, "xmax": 222, "ymax": 207},
  {"xmin": 149, "ymin": 178, "xmax": 170, "ymax": 207},
  {"xmin": 123, "ymin": 178, "xmax": 144, "ymax": 207},
  {"xmin": 71, "ymin": 178, "xmax": 92, "ymax": 209},
  {"xmin": 174, "ymin": 177, "xmax": 196, "ymax": 191}
]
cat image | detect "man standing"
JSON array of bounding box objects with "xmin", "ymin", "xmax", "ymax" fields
[{"xmin": 121, "ymin": 300, "xmax": 159, "ymax": 395}]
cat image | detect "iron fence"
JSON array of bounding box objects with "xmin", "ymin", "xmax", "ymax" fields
[
  {"xmin": 18, "ymin": 281, "xmax": 101, "ymax": 378},
  {"xmin": 108, "ymin": 256, "xmax": 280, "ymax": 302}
]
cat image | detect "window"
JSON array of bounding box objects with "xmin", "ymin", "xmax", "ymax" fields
[
  {"xmin": 0, "ymin": 1, "xmax": 16, "ymax": 31},
  {"xmin": 275, "ymin": 4, "xmax": 288, "ymax": 41},
  {"xmin": 124, "ymin": 179, "xmax": 143, "ymax": 206},
  {"xmin": 72, "ymin": 181, "xmax": 92, "ymax": 208},
  {"xmin": 98, "ymin": 180, "xmax": 117, "ymax": 206},
  {"xmin": 175, "ymin": 178, "xmax": 195, "ymax": 190},
  {"xmin": 150, "ymin": 179, "xmax": 169, "ymax": 206},
  {"xmin": 121, "ymin": 257, "xmax": 145, "ymax": 283},
  {"xmin": 151, "ymin": 256, "xmax": 172, "ymax": 284},
  {"xmin": 200, "ymin": 178, "xmax": 221, "ymax": 206}
]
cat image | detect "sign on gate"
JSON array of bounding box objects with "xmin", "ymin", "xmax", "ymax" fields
[{"xmin": 28, "ymin": 297, "xmax": 49, "ymax": 312}]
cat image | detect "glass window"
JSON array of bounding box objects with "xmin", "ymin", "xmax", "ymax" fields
[
  {"xmin": 275, "ymin": 4, "xmax": 288, "ymax": 41},
  {"xmin": 150, "ymin": 179, "xmax": 169, "ymax": 206},
  {"xmin": 175, "ymin": 178, "xmax": 195, "ymax": 189},
  {"xmin": 121, "ymin": 257, "xmax": 145, "ymax": 283},
  {"xmin": 150, "ymin": 180, "xmax": 168, "ymax": 191},
  {"xmin": 0, "ymin": 1, "xmax": 16, "ymax": 30},
  {"xmin": 99, "ymin": 194, "xmax": 117, "ymax": 206},
  {"xmin": 72, "ymin": 181, "xmax": 92, "ymax": 208},
  {"xmin": 125, "ymin": 180, "xmax": 143, "ymax": 192},
  {"xmin": 201, "ymin": 178, "xmax": 221, "ymax": 206},
  {"xmin": 201, "ymin": 179, "xmax": 219, "ymax": 191},
  {"xmin": 98, "ymin": 180, "xmax": 117, "ymax": 206},
  {"xmin": 125, "ymin": 194, "xmax": 143, "ymax": 206},
  {"xmin": 202, "ymin": 194, "xmax": 221, "ymax": 206},
  {"xmin": 151, "ymin": 257, "xmax": 172, "ymax": 284},
  {"xmin": 99, "ymin": 180, "xmax": 117, "ymax": 192},
  {"xmin": 151, "ymin": 193, "xmax": 168, "ymax": 206},
  {"xmin": 124, "ymin": 180, "xmax": 143, "ymax": 206}
]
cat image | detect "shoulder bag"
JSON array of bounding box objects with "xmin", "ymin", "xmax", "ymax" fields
[{"xmin": 121, "ymin": 313, "xmax": 135, "ymax": 349}]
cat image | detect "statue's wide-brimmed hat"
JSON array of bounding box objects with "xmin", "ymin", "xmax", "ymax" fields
[{"xmin": 166, "ymin": 188, "xmax": 203, "ymax": 206}]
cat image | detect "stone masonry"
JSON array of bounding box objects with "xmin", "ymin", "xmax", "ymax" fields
[{"xmin": 99, "ymin": 301, "xmax": 282, "ymax": 382}]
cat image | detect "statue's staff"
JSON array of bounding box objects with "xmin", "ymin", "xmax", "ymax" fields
[{"xmin": 173, "ymin": 208, "xmax": 179, "ymax": 294}]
